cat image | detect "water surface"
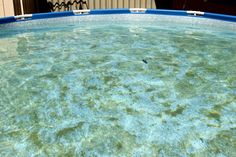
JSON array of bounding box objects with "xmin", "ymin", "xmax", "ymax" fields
[{"xmin": 0, "ymin": 14, "xmax": 236, "ymax": 156}]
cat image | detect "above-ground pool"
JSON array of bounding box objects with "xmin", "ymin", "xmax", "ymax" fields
[{"xmin": 0, "ymin": 10, "xmax": 236, "ymax": 156}]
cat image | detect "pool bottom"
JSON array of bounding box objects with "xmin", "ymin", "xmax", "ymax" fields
[{"xmin": 0, "ymin": 14, "xmax": 236, "ymax": 156}]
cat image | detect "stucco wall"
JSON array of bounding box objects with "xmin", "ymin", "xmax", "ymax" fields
[{"xmin": 0, "ymin": 0, "xmax": 14, "ymax": 17}]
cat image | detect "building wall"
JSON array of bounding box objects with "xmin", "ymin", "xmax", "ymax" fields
[
  {"xmin": 172, "ymin": 0, "xmax": 236, "ymax": 15},
  {"xmin": 12, "ymin": 0, "xmax": 156, "ymax": 15},
  {"xmin": 11, "ymin": 0, "xmax": 156, "ymax": 16},
  {"xmin": 13, "ymin": 0, "xmax": 37, "ymax": 15},
  {"xmin": 1, "ymin": 0, "xmax": 236, "ymax": 17},
  {"xmin": 0, "ymin": 0, "xmax": 15, "ymax": 17}
]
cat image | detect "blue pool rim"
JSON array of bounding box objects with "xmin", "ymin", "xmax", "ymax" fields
[{"xmin": 0, "ymin": 9, "xmax": 236, "ymax": 25}]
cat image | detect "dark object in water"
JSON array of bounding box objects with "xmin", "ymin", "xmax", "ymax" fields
[{"xmin": 142, "ymin": 59, "xmax": 148, "ymax": 64}]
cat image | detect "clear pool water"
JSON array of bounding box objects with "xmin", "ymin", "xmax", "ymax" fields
[{"xmin": 0, "ymin": 14, "xmax": 236, "ymax": 156}]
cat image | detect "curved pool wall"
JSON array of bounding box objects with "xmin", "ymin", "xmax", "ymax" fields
[
  {"xmin": 1, "ymin": 9, "xmax": 236, "ymax": 35},
  {"xmin": 1, "ymin": 9, "xmax": 236, "ymax": 25},
  {"xmin": 0, "ymin": 9, "xmax": 236, "ymax": 157}
]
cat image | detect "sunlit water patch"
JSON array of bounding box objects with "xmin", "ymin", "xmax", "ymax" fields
[{"xmin": 0, "ymin": 14, "xmax": 236, "ymax": 156}]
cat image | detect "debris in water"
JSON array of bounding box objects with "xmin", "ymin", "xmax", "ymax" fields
[{"xmin": 142, "ymin": 59, "xmax": 148, "ymax": 64}]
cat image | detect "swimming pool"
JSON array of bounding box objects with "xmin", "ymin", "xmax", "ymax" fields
[{"xmin": 0, "ymin": 9, "xmax": 236, "ymax": 156}]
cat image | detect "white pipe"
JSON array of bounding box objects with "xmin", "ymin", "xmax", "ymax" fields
[{"xmin": 20, "ymin": 0, "xmax": 24, "ymax": 15}]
